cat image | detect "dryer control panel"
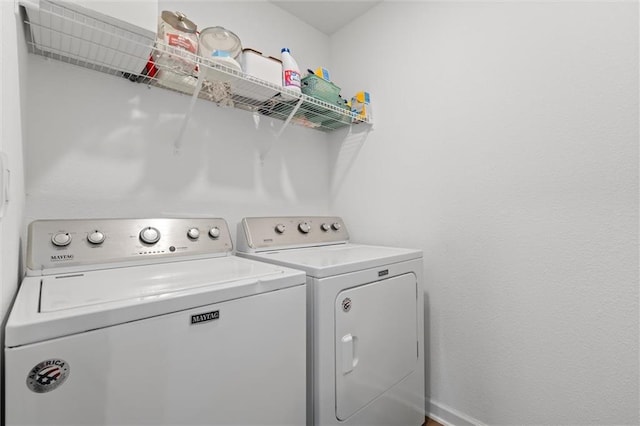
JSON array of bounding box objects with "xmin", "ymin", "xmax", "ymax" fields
[
  {"xmin": 27, "ymin": 218, "xmax": 233, "ymax": 275},
  {"xmin": 237, "ymin": 216, "xmax": 349, "ymax": 252}
]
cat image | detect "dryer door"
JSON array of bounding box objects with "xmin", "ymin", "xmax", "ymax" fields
[{"xmin": 334, "ymin": 273, "xmax": 418, "ymax": 421}]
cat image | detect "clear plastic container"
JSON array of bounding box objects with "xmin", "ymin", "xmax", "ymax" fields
[
  {"xmin": 198, "ymin": 26, "xmax": 242, "ymax": 60},
  {"xmin": 154, "ymin": 11, "xmax": 198, "ymax": 75},
  {"xmin": 198, "ymin": 26, "xmax": 243, "ymax": 82}
]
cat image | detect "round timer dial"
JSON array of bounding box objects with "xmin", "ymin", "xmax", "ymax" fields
[
  {"xmin": 139, "ymin": 227, "xmax": 161, "ymax": 244},
  {"xmin": 87, "ymin": 230, "xmax": 105, "ymax": 245},
  {"xmin": 298, "ymin": 222, "xmax": 311, "ymax": 234},
  {"xmin": 209, "ymin": 227, "xmax": 221, "ymax": 239},
  {"xmin": 52, "ymin": 232, "xmax": 72, "ymax": 247},
  {"xmin": 187, "ymin": 228, "xmax": 200, "ymax": 240}
]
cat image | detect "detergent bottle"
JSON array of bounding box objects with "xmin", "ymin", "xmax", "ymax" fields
[{"xmin": 281, "ymin": 48, "xmax": 301, "ymax": 97}]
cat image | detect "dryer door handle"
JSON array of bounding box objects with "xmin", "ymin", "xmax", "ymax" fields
[{"xmin": 341, "ymin": 333, "xmax": 359, "ymax": 374}]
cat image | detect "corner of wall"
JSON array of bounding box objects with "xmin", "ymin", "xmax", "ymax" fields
[
  {"xmin": 1, "ymin": 0, "xmax": 28, "ymax": 320},
  {"xmin": 428, "ymin": 400, "xmax": 486, "ymax": 426}
]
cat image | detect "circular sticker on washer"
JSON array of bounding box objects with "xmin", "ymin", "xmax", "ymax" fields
[{"xmin": 26, "ymin": 359, "xmax": 70, "ymax": 393}]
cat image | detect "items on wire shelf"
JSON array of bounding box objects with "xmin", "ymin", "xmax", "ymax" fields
[
  {"xmin": 145, "ymin": 10, "xmax": 372, "ymax": 131},
  {"xmin": 21, "ymin": 2, "xmax": 372, "ymax": 132}
]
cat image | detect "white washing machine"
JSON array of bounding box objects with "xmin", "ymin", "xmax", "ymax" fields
[
  {"xmin": 236, "ymin": 216, "xmax": 425, "ymax": 426},
  {"xmin": 5, "ymin": 217, "xmax": 307, "ymax": 426}
]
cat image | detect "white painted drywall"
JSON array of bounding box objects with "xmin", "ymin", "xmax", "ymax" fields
[
  {"xmin": 13, "ymin": 1, "xmax": 640, "ymax": 424},
  {"xmin": 330, "ymin": 2, "xmax": 639, "ymax": 425},
  {"xmin": 1, "ymin": 0, "xmax": 28, "ymax": 394},
  {"xmin": 24, "ymin": 1, "xmax": 332, "ymax": 239}
]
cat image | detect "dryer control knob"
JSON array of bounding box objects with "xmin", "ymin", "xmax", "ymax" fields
[
  {"xmin": 298, "ymin": 222, "xmax": 311, "ymax": 234},
  {"xmin": 52, "ymin": 232, "xmax": 72, "ymax": 247},
  {"xmin": 87, "ymin": 230, "xmax": 105, "ymax": 245},
  {"xmin": 331, "ymin": 222, "xmax": 341, "ymax": 231},
  {"xmin": 320, "ymin": 223, "xmax": 331, "ymax": 232},
  {"xmin": 209, "ymin": 227, "xmax": 221, "ymax": 239},
  {"xmin": 140, "ymin": 227, "xmax": 161, "ymax": 244},
  {"xmin": 187, "ymin": 228, "xmax": 200, "ymax": 240},
  {"xmin": 275, "ymin": 224, "xmax": 286, "ymax": 234}
]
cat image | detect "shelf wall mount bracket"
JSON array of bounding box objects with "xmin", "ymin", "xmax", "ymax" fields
[
  {"xmin": 275, "ymin": 95, "xmax": 304, "ymax": 140},
  {"xmin": 173, "ymin": 77, "xmax": 205, "ymax": 155}
]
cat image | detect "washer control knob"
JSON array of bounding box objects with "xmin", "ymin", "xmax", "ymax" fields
[
  {"xmin": 52, "ymin": 232, "xmax": 72, "ymax": 247},
  {"xmin": 275, "ymin": 224, "xmax": 286, "ymax": 234},
  {"xmin": 320, "ymin": 223, "xmax": 331, "ymax": 232},
  {"xmin": 139, "ymin": 227, "xmax": 161, "ymax": 244},
  {"xmin": 87, "ymin": 230, "xmax": 105, "ymax": 245},
  {"xmin": 187, "ymin": 228, "xmax": 200, "ymax": 240},
  {"xmin": 209, "ymin": 227, "xmax": 221, "ymax": 239},
  {"xmin": 298, "ymin": 222, "xmax": 311, "ymax": 234},
  {"xmin": 331, "ymin": 222, "xmax": 341, "ymax": 231}
]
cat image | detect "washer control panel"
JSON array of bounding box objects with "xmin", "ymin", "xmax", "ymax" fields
[
  {"xmin": 239, "ymin": 216, "xmax": 348, "ymax": 251},
  {"xmin": 27, "ymin": 218, "xmax": 232, "ymax": 273}
]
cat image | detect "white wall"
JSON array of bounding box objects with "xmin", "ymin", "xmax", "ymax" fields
[
  {"xmin": 24, "ymin": 1, "xmax": 333, "ymax": 239},
  {"xmin": 1, "ymin": 0, "xmax": 28, "ymax": 403},
  {"xmin": 330, "ymin": 2, "xmax": 639, "ymax": 425},
  {"xmin": 13, "ymin": 1, "xmax": 640, "ymax": 425}
]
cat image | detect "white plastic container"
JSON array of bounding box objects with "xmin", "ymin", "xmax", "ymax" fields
[
  {"xmin": 281, "ymin": 48, "xmax": 301, "ymax": 97},
  {"xmin": 238, "ymin": 48, "xmax": 282, "ymax": 101},
  {"xmin": 241, "ymin": 49, "xmax": 282, "ymax": 86}
]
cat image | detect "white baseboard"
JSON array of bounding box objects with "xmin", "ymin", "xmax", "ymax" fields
[{"xmin": 428, "ymin": 399, "xmax": 486, "ymax": 426}]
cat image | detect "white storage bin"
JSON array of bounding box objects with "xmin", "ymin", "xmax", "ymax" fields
[{"xmin": 237, "ymin": 48, "xmax": 282, "ymax": 102}]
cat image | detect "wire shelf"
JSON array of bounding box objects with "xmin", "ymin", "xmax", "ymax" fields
[{"xmin": 21, "ymin": 0, "xmax": 371, "ymax": 133}]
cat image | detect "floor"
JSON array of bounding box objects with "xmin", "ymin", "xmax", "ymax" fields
[{"xmin": 425, "ymin": 417, "xmax": 445, "ymax": 426}]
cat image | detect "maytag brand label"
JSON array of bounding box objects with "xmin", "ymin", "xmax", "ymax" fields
[
  {"xmin": 26, "ymin": 359, "xmax": 70, "ymax": 393},
  {"xmin": 50, "ymin": 254, "xmax": 74, "ymax": 262},
  {"xmin": 190, "ymin": 310, "xmax": 220, "ymax": 325}
]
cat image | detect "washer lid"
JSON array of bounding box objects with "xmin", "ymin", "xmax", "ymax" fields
[
  {"xmin": 240, "ymin": 244, "xmax": 422, "ymax": 278},
  {"xmin": 40, "ymin": 256, "xmax": 289, "ymax": 312},
  {"xmin": 6, "ymin": 256, "xmax": 305, "ymax": 347}
]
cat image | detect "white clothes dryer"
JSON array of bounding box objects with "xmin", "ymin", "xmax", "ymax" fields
[
  {"xmin": 236, "ymin": 216, "xmax": 425, "ymax": 426},
  {"xmin": 5, "ymin": 218, "xmax": 306, "ymax": 426}
]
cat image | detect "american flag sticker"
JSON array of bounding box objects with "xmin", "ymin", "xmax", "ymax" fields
[{"xmin": 26, "ymin": 359, "xmax": 70, "ymax": 393}]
